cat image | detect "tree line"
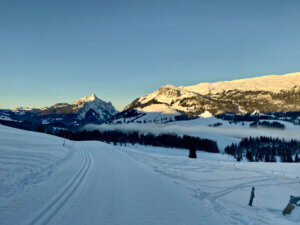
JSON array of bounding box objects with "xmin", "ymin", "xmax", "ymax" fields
[
  {"xmin": 0, "ymin": 119, "xmax": 219, "ymax": 153},
  {"xmin": 250, "ymin": 121, "xmax": 285, "ymax": 129},
  {"xmin": 56, "ymin": 129, "xmax": 219, "ymax": 153},
  {"xmin": 225, "ymin": 136, "xmax": 300, "ymax": 162}
]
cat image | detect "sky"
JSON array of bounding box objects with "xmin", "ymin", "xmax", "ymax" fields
[{"xmin": 1, "ymin": 0, "xmax": 300, "ymax": 111}]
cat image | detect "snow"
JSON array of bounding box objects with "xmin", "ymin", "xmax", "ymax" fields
[
  {"xmin": 199, "ymin": 110, "xmax": 213, "ymax": 118},
  {"xmin": 41, "ymin": 119, "xmax": 50, "ymax": 124},
  {"xmin": 134, "ymin": 84, "xmax": 198, "ymax": 109},
  {"xmin": 7, "ymin": 94, "xmax": 118, "ymax": 123},
  {"xmin": 0, "ymin": 125, "xmax": 223, "ymax": 225},
  {"xmin": 1, "ymin": 125, "xmax": 300, "ymax": 225},
  {"xmin": 124, "ymin": 72, "xmax": 300, "ymax": 117},
  {"xmin": 73, "ymin": 94, "xmax": 118, "ymax": 120},
  {"xmin": 94, "ymin": 116, "xmax": 300, "ymax": 151},
  {"xmin": 72, "ymin": 94, "xmax": 98, "ymax": 105},
  {"xmin": 0, "ymin": 126, "xmax": 73, "ymax": 198},
  {"xmin": 184, "ymin": 72, "xmax": 300, "ymax": 94},
  {"xmin": 11, "ymin": 107, "xmax": 32, "ymax": 112},
  {"xmin": 0, "ymin": 115, "xmax": 15, "ymax": 121},
  {"xmin": 138, "ymin": 104, "xmax": 180, "ymax": 115},
  {"xmin": 121, "ymin": 145, "xmax": 300, "ymax": 225}
]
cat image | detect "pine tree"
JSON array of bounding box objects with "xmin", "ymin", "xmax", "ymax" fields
[
  {"xmin": 37, "ymin": 125, "xmax": 45, "ymax": 133},
  {"xmin": 264, "ymin": 154, "xmax": 270, "ymax": 162},
  {"xmin": 295, "ymin": 154, "xmax": 299, "ymax": 163},
  {"xmin": 270, "ymin": 154, "xmax": 276, "ymax": 162},
  {"xmin": 246, "ymin": 151, "xmax": 254, "ymax": 162},
  {"xmin": 189, "ymin": 146, "xmax": 197, "ymax": 159},
  {"xmin": 236, "ymin": 153, "xmax": 243, "ymax": 162}
]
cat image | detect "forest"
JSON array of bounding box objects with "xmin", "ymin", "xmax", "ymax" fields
[
  {"xmin": 56, "ymin": 129, "xmax": 220, "ymax": 153},
  {"xmin": 225, "ymin": 136, "xmax": 300, "ymax": 162}
]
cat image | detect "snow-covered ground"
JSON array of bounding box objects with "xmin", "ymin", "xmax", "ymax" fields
[
  {"xmin": 0, "ymin": 114, "xmax": 16, "ymax": 121},
  {"xmin": 1, "ymin": 125, "xmax": 300, "ymax": 225},
  {"xmin": 122, "ymin": 145, "xmax": 300, "ymax": 224},
  {"xmin": 0, "ymin": 125, "xmax": 74, "ymax": 198}
]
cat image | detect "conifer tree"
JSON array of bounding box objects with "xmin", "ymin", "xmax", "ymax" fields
[{"xmin": 295, "ymin": 154, "xmax": 299, "ymax": 163}]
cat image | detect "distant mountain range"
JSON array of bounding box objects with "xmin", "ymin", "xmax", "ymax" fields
[
  {"xmin": 109, "ymin": 72, "xmax": 300, "ymax": 124},
  {"xmin": 1, "ymin": 72, "xmax": 300, "ymax": 129},
  {"xmin": 0, "ymin": 94, "xmax": 118, "ymax": 129}
]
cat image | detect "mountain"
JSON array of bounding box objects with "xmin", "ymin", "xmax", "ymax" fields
[
  {"xmin": 109, "ymin": 72, "xmax": 300, "ymax": 124},
  {"xmin": 0, "ymin": 94, "xmax": 118, "ymax": 129}
]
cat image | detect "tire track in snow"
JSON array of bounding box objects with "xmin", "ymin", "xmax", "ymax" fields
[{"xmin": 23, "ymin": 146, "xmax": 92, "ymax": 225}]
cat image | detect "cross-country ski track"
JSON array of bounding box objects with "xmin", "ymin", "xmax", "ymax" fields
[
  {"xmin": 24, "ymin": 149, "xmax": 92, "ymax": 225},
  {"xmin": 0, "ymin": 126, "xmax": 225, "ymax": 225},
  {"xmin": 1, "ymin": 125, "xmax": 300, "ymax": 225}
]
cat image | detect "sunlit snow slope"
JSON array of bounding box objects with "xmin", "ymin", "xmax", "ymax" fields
[{"xmin": 123, "ymin": 72, "xmax": 300, "ymax": 118}]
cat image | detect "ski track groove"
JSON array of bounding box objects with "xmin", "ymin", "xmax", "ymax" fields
[{"xmin": 23, "ymin": 146, "xmax": 92, "ymax": 225}]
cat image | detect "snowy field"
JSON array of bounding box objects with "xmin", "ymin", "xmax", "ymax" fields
[
  {"xmin": 1, "ymin": 125, "xmax": 300, "ymax": 225},
  {"xmin": 123, "ymin": 145, "xmax": 300, "ymax": 225}
]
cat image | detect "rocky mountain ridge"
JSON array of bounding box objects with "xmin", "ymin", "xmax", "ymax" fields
[
  {"xmin": 0, "ymin": 94, "xmax": 118, "ymax": 128},
  {"xmin": 121, "ymin": 73, "xmax": 300, "ymax": 122}
]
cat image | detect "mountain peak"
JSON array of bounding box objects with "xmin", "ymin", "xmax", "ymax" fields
[
  {"xmin": 162, "ymin": 84, "xmax": 176, "ymax": 88},
  {"xmin": 4, "ymin": 94, "xmax": 118, "ymax": 127},
  {"xmin": 72, "ymin": 94, "xmax": 100, "ymax": 105},
  {"xmin": 86, "ymin": 94, "xmax": 97, "ymax": 101},
  {"xmin": 70, "ymin": 94, "xmax": 118, "ymax": 121}
]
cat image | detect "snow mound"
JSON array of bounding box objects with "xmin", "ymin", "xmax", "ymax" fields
[{"xmin": 199, "ymin": 111, "xmax": 213, "ymax": 118}]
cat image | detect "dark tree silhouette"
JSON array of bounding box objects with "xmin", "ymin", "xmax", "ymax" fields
[
  {"xmin": 56, "ymin": 129, "xmax": 219, "ymax": 154},
  {"xmin": 295, "ymin": 154, "xmax": 299, "ymax": 163},
  {"xmin": 189, "ymin": 146, "xmax": 197, "ymax": 158},
  {"xmin": 225, "ymin": 136, "xmax": 300, "ymax": 162}
]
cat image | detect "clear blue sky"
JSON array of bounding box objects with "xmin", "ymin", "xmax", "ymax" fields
[{"xmin": 1, "ymin": 0, "xmax": 300, "ymax": 111}]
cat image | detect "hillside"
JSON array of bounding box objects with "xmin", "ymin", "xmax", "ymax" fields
[{"xmin": 122, "ymin": 73, "xmax": 300, "ymax": 122}]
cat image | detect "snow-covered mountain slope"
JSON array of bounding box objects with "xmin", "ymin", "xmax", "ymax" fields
[
  {"xmin": 106, "ymin": 104, "xmax": 180, "ymax": 125},
  {"xmin": 29, "ymin": 94, "xmax": 117, "ymax": 121},
  {"xmin": 0, "ymin": 94, "xmax": 118, "ymax": 128},
  {"xmin": 123, "ymin": 73, "xmax": 300, "ymax": 122},
  {"xmin": 184, "ymin": 72, "xmax": 300, "ymax": 94}
]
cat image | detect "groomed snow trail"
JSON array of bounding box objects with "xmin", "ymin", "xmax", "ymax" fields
[
  {"xmin": 0, "ymin": 126, "xmax": 225, "ymax": 225},
  {"xmin": 48, "ymin": 142, "xmax": 226, "ymax": 225},
  {"xmin": 24, "ymin": 149, "xmax": 92, "ymax": 225}
]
